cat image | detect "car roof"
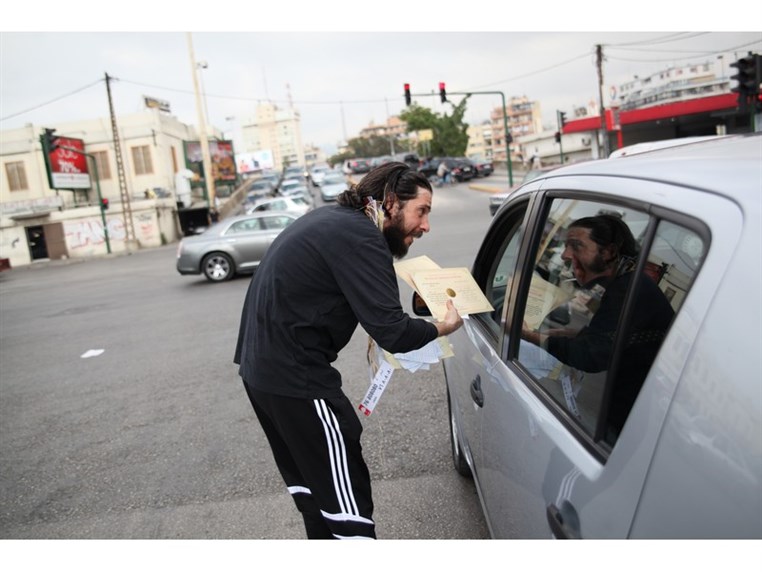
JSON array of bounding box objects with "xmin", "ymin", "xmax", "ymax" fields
[
  {"xmin": 608, "ymin": 136, "xmax": 720, "ymax": 158},
  {"xmin": 525, "ymin": 134, "xmax": 762, "ymax": 204}
]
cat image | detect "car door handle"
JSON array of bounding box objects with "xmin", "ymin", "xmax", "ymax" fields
[
  {"xmin": 546, "ymin": 503, "xmax": 581, "ymax": 539},
  {"xmin": 470, "ymin": 374, "xmax": 484, "ymax": 408}
]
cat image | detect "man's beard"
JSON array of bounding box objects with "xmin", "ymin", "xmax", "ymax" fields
[{"xmin": 383, "ymin": 214, "xmax": 410, "ymax": 259}]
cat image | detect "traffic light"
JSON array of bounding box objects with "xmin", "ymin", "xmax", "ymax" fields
[
  {"xmin": 41, "ymin": 128, "xmax": 59, "ymax": 152},
  {"xmin": 554, "ymin": 131, "xmax": 561, "ymax": 143},
  {"xmin": 439, "ymin": 82, "xmax": 447, "ymax": 103},
  {"xmin": 559, "ymin": 111, "xmax": 567, "ymax": 128},
  {"xmin": 730, "ymin": 53, "xmax": 760, "ymax": 109},
  {"xmin": 100, "ymin": 198, "xmax": 109, "ymax": 211},
  {"xmin": 404, "ymin": 83, "xmax": 411, "ymax": 106}
]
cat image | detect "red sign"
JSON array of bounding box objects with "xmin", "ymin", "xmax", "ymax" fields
[{"xmin": 49, "ymin": 137, "xmax": 91, "ymax": 189}]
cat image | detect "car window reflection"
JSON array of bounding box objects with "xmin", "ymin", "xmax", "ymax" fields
[{"xmin": 517, "ymin": 199, "xmax": 703, "ymax": 445}]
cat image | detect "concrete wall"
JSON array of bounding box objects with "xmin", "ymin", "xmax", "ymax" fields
[{"xmin": 0, "ymin": 199, "xmax": 181, "ymax": 268}]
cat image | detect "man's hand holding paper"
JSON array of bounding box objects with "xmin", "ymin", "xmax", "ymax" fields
[{"xmin": 412, "ymin": 267, "xmax": 494, "ymax": 320}]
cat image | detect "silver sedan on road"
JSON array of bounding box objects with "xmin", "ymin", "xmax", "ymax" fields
[{"xmin": 176, "ymin": 212, "xmax": 299, "ymax": 282}]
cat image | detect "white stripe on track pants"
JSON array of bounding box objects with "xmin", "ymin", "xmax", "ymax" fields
[{"xmin": 243, "ymin": 382, "xmax": 376, "ymax": 539}]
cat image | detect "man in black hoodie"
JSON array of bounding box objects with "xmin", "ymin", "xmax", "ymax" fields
[{"xmin": 234, "ymin": 162, "xmax": 463, "ymax": 539}]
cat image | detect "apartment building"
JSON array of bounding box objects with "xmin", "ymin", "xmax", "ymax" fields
[{"xmin": 240, "ymin": 102, "xmax": 305, "ymax": 171}]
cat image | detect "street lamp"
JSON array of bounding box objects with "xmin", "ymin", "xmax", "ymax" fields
[{"xmin": 197, "ymin": 61, "xmax": 210, "ymax": 126}]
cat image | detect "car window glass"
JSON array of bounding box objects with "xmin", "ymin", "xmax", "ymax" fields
[
  {"xmin": 471, "ymin": 201, "xmax": 529, "ymax": 339},
  {"xmin": 515, "ymin": 198, "xmax": 703, "ymax": 446},
  {"xmin": 263, "ymin": 215, "xmax": 293, "ymax": 230},
  {"xmin": 226, "ymin": 218, "xmax": 262, "ymax": 234}
]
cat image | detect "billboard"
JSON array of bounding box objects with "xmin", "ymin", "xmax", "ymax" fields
[
  {"xmin": 235, "ymin": 150, "xmax": 275, "ymax": 174},
  {"xmin": 184, "ymin": 140, "xmax": 237, "ymax": 183},
  {"xmin": 47, "ymin": 136, "xmax": 91, "ymax": 190}
]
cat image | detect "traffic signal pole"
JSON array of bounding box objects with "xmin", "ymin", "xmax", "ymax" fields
[{"xmin": 404, "ymin": 85, "xmax": 514, "ymax": 186}]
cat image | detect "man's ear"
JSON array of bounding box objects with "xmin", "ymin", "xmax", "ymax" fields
[
  {"xmin": 383, "ymin": 194, "xmax": 396, "ymax": 214},
  {"xmin": 602, "ymin": 243, "xmax": 618, "ymax": 264}
]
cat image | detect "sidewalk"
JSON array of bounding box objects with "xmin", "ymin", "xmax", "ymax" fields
[{"xmin": 468, "ymin": 166, "xmax": 526, "ymax": 194}]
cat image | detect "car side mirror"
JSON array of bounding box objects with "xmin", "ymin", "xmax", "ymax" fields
[{"xmin": 412, "ymin": 292, "xmax": 431, "ymax": 317}]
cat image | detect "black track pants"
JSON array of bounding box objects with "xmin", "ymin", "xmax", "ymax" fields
[{"xmin": 243, "ymin": 382, "xmax": 376, "ymax": 539}]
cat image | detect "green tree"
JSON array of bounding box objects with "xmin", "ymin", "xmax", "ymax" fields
[{"xmin": 400, "ymin": 98, "xmax": 470, "ymax": 157}]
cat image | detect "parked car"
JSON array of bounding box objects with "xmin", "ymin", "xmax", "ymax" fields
[
  {"xmin": 342, "ymin": 158, "xmax": 372, "ymax": 174},
  {"xmin": 244, "ymin": 179, "xmax": 276, "ymax": 203},
  {"xmin": 418, "ymin": 157, "xmax": 474, "ymax": 182},
  {"xmin": 444, "ymin": 157, "xmax": 475, "ymax": 182},
  {"xmin": 468, "ymin": 155, "xmax": 494, "ymax": 177},
  {"xmin": 308, "ymin": 164, "xmax": 331, "ymax": 186},
  {"xmin": 415, "ymin": 133, "xmax": 762, "ymax": 538},
  {"xmin": 369, "ymin": 155, "xmax": 393, "ymax": 169},
  {"xmin": 246, "ymin": 195, "xmax": 312, "ymax": 217},
  {"xmin": 176, "ymin": 212, "xmax": 300, "ymax": 282},
  {"xmin": 392, "ymin": 152, "xmax": 421, "ymax": 168},
  {"xmin": 283, "ymin": 165, "xmax": 307, "ymax": 181},
  {"xmin": 278, "ymin": 178, "xmax": 310, "ymax": 199},
  {"xmin": 319, "ymin": 171, "xmax": 348, "ymax": 202},
  {"xmin": 489, "ymin": 165, "xmax": 558, "ymax": 215}
]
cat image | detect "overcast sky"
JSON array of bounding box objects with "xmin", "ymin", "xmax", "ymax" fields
[{"xmin": 2, "ymin": 5, "xmax": 760, "ymax": 156}]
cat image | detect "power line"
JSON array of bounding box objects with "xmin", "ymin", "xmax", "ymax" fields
[
  {"xmin": 605, "ymin": 39, "xmax": 762, "ymax": 64},
  {"xmin": 607, "ymin": 32, "xmax": 710, "ymax": 47},
  {"xmin": 465, "ymin": 52, "xmax": 593, "ymax": 91},
  {"xmin": 0, "ymin": 79, "xmax": 103, "ymax": 123}
]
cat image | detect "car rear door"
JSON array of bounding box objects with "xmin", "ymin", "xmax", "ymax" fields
[{"xmin": 463, "ymin": 173, "xmax": 740, "ymax": 538}]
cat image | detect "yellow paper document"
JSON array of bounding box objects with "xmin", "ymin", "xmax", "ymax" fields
[
  {"xmin": 412, "ymin": 267, "xmax": 494, "ymax": 320},
  {"xmin": 524, "ymin": 273, "xmax": 573, "ymax": 330},
  {"xmin": 393, "ymin": 255, "xmax": 441, "ymax": 291}
]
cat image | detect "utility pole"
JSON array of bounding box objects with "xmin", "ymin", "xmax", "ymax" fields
[
  {"xmin": 104, "ymin": 73, "xmax": 137, "ymax": 251},
  {"xmin": 187, "ymin": 32, "xmax": 216, "ymax": 210},
  {"xmin": 596, "ymin": 44, "xmax": 610, "ymax": 157}
]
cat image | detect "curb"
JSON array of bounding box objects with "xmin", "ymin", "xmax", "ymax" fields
[{"xmin": 468, "ymin": 183, "xmax": 506, "ymax": 194}]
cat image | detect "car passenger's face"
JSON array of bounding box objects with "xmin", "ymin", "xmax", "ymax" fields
[{"xmin": 562, "ymin": 227, "xmax": 610, "ymax": 285}]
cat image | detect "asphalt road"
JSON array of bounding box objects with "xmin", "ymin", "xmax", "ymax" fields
[{"xmin": 0, "ymin": 177, "xmax": 497, "ymax": 543}]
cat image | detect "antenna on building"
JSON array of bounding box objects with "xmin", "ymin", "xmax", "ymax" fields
[{"xmin": 286, "ymin": 83, "xmax": 294, "ymax": 110}]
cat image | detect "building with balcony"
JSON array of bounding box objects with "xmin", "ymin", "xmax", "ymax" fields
[
  {"xmin": 615, "ymin": 57, "xmax": 731, "ymax": 111},
  {"xmin": 487, "ymin": 96, "xmax": 543, "ymax": 163}
]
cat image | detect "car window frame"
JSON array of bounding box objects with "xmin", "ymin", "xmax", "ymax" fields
[{"xmin": 475, "ymin": 185, "xmax": 712, "ymax": 461}]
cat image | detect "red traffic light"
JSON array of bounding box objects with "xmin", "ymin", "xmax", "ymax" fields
[
  {"xmin": 100, "ymin": 198, "xmax": 109, "ymax": 210},
  {"xmin": 404, "ymin": 83, "xmax": 411, "ymax": 106},
  {"xmin": 439, "ymin": 82, "xmax": 447, "ymax": 103}
]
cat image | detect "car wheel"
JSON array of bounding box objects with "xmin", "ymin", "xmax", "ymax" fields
[
  {"xmin": 448, "ymin": 390, "xmax": 472, "ymax": 478},
  {"xmin": 202, "ymin": 252, "xmax": 234, "ymax": 282}
]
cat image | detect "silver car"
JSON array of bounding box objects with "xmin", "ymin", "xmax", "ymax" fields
[
  {"xmin": 419, "ymin": 134, "xmax": 762, "ymax": 538},
  {"xmin": 319, "ymin": 171, "xmax": 348, "ymax": 202},
  {"xmin": 176, "ymin": 212, "xmax": 299, "ymax": 282}
]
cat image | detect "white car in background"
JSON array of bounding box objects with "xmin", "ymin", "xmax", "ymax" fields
[
  {"xmin": 246, "ymin": 195, "xmax": 312, "ymax": 217},
  {"xmin": 309, "ymin": 164, "xmax": 331, "ymax": 186}
]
